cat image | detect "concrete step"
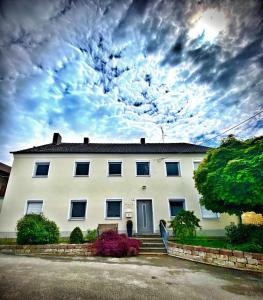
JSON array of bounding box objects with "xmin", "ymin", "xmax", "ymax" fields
[
  {"xmin": 140, "ymin": 242, "xmax": 164, "ymax": 248},
  {"xmin": 134, "ymin": 237, "xmax": 163, "ymax": 243},
  {"xmin": 140, "ymin": 247, "xmax": 167, "ymax": 253}
]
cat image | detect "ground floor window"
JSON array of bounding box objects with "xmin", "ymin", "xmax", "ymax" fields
[
  {"xmin": 200, "ymin": 206, "xmax": 219, "ymax": 219},
  {"xmin": 169, "ymin": 199, "xmax": 185, "ymax": 218},
  {"xmin": 26, "ymin": 201, "xmax": 43, "ymax": 215},
  {"xmin": 106, "ymin": 200, "xmax": 122, "ymax": 219},
  {"xmin": 70, "ymin": 200, "xmax": 87, "ymax": 219}
]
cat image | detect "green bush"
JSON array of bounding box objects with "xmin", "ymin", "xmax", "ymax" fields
[
  {"xmin": 231, "ymin": 242, "xmax": 263, "ymax": 253},
  {"xmin": 85, "ymin": 229, "xmax": 97, "ymax": 242},
  {"xmin": 16, "ymin": 214, "xmax": 59, "ymax": 245},
  {"xmin": 225, "ymin": 223, "xmax": 263, "ymax": 246},
  {"xmin": 70, "ymin": 227, "xmax": 84, "ymax": 244},
  {"xmin": 169, "ymin": 210, "xmax": 201, "ymax": 240}
]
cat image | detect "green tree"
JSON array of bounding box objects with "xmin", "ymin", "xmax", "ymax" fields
[{"xmin": 194, "ymin": 135, "xmax": 263, "ymax": 216}]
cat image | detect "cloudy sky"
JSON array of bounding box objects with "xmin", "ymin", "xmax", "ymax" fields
[{"xmin": 0, "ymin": 0, "xmax": 262, "ymax": 164}]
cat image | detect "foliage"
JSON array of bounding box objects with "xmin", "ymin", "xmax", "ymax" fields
[
  {"xmin": 85, "ymin": 229, "xmax": 97, "ymax": 242},
  {"xmin": 16, "ymin": 214, "xmax": 59, "ymax": 245},
  {"xmin": 232, "ymin": 243, "xmax": 263, "ymax": 253},
  {"xmin": 93, "ymin": 230, "xmax": 141, "ymax": 257},
  {"xmin": 194, "ymin": 135, "xmax": 263, "ymax": 215},
  {"xmin": 225, "ymin": 223, "xmax": 263, "ymax": 246},
  {"xmin": 69, "ymin": 227, "xmax": 84, "ymax": 244},
  {"xmin": 169, "ymin": 210, "xmax": 201, "ymax": 240}
]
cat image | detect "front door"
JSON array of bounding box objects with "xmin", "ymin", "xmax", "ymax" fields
[{"xmin": 137, "ymin": 200, "xmax": 153, "ymax": 234}]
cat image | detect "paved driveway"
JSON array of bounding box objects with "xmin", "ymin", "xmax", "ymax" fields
[{"xmin": 0, "ymin": 254, "xmax": 262, "ymax": 300}]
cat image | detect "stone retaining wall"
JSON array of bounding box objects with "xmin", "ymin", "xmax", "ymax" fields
[
  {"xmin": 167, "ymin": 242, "xmax": 263, "ymax": 272},
  {"xmin": 0, "ymin": 244, "xmax": 93, "ymax": 256}
]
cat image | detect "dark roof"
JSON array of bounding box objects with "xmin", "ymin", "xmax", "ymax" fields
[
  {"xmin": 0, "ymin": 162, "xmax": 11, "ymax": 174},
  {"xmin": 12, "ymin": 142, "xmax": 210, "ymax": 154}
]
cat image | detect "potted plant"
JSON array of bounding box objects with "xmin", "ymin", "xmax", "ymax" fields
[{"xmin": 126, "ymin": 220, "xmax": 133, "ymax": 237}]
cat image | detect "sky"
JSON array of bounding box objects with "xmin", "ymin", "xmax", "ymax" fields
[{"xmin": 0, "ymin": 0, "xmax": 262, "ymax": 165}]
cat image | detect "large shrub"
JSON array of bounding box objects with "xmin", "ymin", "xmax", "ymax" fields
[
  {"xmin": 93, "ymin": 230, "xmax": 141, "ymax": 257},
  {"xmin": 16, "ymin": 214, "xmax": 59, "ymax": 245},
  {"xmin": 70, "ymin": 227, "xmax": 84, "ymax": 244},
  {"xmin": 85, "ymin": 229, "xmax": 97, "ymax": 242},
  {"xmin": 225, "ymin": 223, "xmax": 263, "ymax": 246},
  {"xmin": 169, "ymin": 210, "xmax": 201, "ymax": 240}
]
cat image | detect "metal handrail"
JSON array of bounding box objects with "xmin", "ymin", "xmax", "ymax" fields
[{"xmin": 160, "ymin": 221, "xmax": 169, "ymax": 250}]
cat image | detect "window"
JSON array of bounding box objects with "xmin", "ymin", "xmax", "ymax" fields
[
  {"xmin": 169, "ymin": 199, "xmax": 185, "ymax": 218},
  {"xmin": 200, "ymin": 206, "xmax": 219, "ymax": 219},
  {"xmin": 34, "ymin": 162, "xmax": 50, "ymax": 177},
  {"xmin": 106, "ymin": 200, "xmax": 122, "ymax": 218},
  {"xmin": 165, "ymin": 162, "xmax": 180, "ymax": 176},
  {"xmin": 75, "ymin": 162, "xmax": 90, "ymax": 176},
  {"xmin": 70, "ymin": 200, "xmax": 87, "ymax": 219},
  {"xmin": 26, "ymin": 201, "xmax": 43, "ymax": 215},
  {"xmin": 108, "ymin": 162, "xmax": 122, "ymax": 176},
  {"xmin": 136, "ymin": 162, "xmax": 150, "ymax": 176},
  {"xmin": 193, "ymin": 161, "xmax": 201, "ymax": 171}
]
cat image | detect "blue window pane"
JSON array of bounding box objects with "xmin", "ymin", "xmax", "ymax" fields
[
  {"xmin": 136, "ymin": 162, "xmax": 149, "ymax": 175},
  {"xmin": 107, "ymin": 201, "xmax": 121, "ymax": 218},
  {"xmin": 170, "ymin": 200, "xmax": 184, "ymax": 217},
  {"xmin": 76, "ymin": 162, "xmax": 89, "ymax": 175},
  {"xmin": 71, "ymin": 202, "xmax": 86, "ymax": 218},
  {"xmin": 166, "ymin": 162, "xmax": 179, "ymax": 176},
  {"xmin": 35, "ymin": 163, "xmax": 49, "ymax": 176},
  {"xmin": 109, "ymin": 163, "xmax": 121, "ymax": 175}
]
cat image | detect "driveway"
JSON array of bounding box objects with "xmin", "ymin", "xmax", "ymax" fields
[{"xmin": 0, "ymin": 254, "xmax": 262, "ymax": 300}]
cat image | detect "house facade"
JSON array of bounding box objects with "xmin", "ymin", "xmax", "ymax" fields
[
  {"xmin": 0, "ymin": 162, "xmax": 11, "ymax": 213},
  {"xmin": 0, "ymin": 133, "xmax": 237, "ymax": 238}
]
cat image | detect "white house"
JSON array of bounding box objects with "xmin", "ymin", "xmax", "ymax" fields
[{"xmin": 0, "ymin": 133, "xmax": 237, "ymax": 237}]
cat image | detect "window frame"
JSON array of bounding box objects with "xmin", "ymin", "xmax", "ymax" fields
[
  {"xmin": 33, "ymin": 161, "xmax": 50, "ymax": 178},
  {"xmin": 25, "ymin": 200, "xmax": 44, "ymax": 215},
  {"xmin": 135, "ymin": 160, "xmax": 151, "ymax": 177},
  {"xmin": 68, "ymin": 199, "xmax": 87, "ymax": 220},
  {"xmin": 192, "ymin": 160, "xmax": 202, "ymax": 172},
  {"xmin": 199, "ymin": 205, "xmax": 219, "ymax": 220},
  {"xmin": 165, "ymin": 161, "xmax": 181, "ymax": 177},
  {"xmin": 168, "ymin": 198, "xmax": 186, "ymax": 218},
  {"xmin": 108, "ymin": 161, "xmax": 122, "ymax": 177},
  {"xmin": 105, "ymin": 199, "xmax": 122, "ymax": 220},
  {"xmin": 74, "ymin": 161, "xmax": 90, "ymax": 177}
]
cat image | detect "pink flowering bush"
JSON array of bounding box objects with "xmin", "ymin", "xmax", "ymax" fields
[{"xmin": 93, "ymin": 230, "xmax": 141, "ymax": 257}]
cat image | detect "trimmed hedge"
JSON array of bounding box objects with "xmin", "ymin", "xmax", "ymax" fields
[
  {"xmin": 70, "ymin": 227, "xmax": 84, "ymax": 244},
  {"xmin": 16, "ymin": 214, "xmax": 59, "ymax": 245}
]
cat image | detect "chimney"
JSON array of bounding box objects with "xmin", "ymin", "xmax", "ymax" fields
[
  {"xmin": 52, "ymin": 133, "xmax": 62, "ymax": 145},
  {"xmin": 140, "ymin": 138, "xmax": 145, "ymax": 144},
  {"xmin": 83, "ymin": 137, "xmax": 89, "ymax": 144}
]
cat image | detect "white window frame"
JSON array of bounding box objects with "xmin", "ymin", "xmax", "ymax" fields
[
  {"xmin": 33, "ymin": 161, "xmax": 50, "ymax": 178},
  {"xmin": 73, "ymin": 160, "xmax": 90, "ymax": 177},
  {"xmin": 199, "ymin": 205, "xmax": 219, "ymax": 220},
  {"xmin": 135, "ymin": 160, "xmax": 151, "ymax": 177},
  {"xmin": 192, "ymin": 160, "xmax": 202, "ymax": 171},
  {"xmin": 105, "ymin": 198, "xmax": 123, "ymax": 220},
  {"xmin": 168, "ymin": 198, "xmax": 187, "ymax": 218},
  {"xmin": 108, "ymin": 161, "xmax": 123, "ymax": 177},
  {"xmin": 68, "ymin": 199, "xmax": 88, "ymax": 220},
  {"xmin": 25, "ymin": 200, "xmax": 44, "ymax": 215},
  {"xmin": 164, "ymin": 160, "xmax": 181, "ymax": 177}
]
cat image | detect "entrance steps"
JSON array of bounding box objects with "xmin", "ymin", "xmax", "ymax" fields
[{"xmin": 134, "ymin": 235, "xmax": 167, "ymax": 255}]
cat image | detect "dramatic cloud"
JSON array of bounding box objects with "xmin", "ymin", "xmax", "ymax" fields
[{"xmin": 0, "ymin": 0, "xmax": 262, "ymax": 163}]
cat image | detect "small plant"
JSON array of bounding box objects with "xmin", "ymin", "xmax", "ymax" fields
[
  {"xmin": 16, "ymin": 214, "xmax": 59, "ymax": 245},
  {"xmin": 70, "ymin": 227, "xmax": 84, "ymax": 244},
  {"xmin": 93, "ymin": 230, "xmax": 141, "ymax": 257},
  {"xmin": 169, "ymin": 210, "xmax": 201, "ymax": 241},
  {"xmin": 126, "ymin": 220, "xmax": 133, "ymax": 237},
  {"xmin": 85, "ymin": 229, "xmax": 97, "ymax": 242}
]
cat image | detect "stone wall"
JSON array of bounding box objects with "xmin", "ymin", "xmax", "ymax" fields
[
  {"xmin": 0, "ymin": 243, "xmax": 93, "ymax": 256},
  {"xmin": 167, "ymin": 242, "xmax": 263, "ymax": 272}
]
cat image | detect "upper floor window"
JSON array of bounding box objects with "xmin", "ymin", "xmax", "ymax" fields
[
  {"xmin": 69, "ymin": 200, "xmax": 87, "ymax": 219},
  {"xmin": 26, "ymin": 200, "xmax": 43, "ymax": 215},
  {"xmin": 75, "ymin": 162, "xmax": 90, "ymax": 176},
  {"xmin": 169, "ymin": 199, "xmax": 185, "ymax": 218},
  {"xmin": 108, "ymin": 162, "xmax": 122, "ymax": 176},
  {"xmin": 200, "ymin": 205, "xmax": 219, "ymax": 219},
  {"xmin": 136, "ymin": 162, "xmax": 150, "ymax": 176},
  {"xmin": 193, "ymin": 161, "xmax": 201, "ymax": 171},
  {"xmin": 165, "ymin": 162, "xmax": 180, "ymax": 176},
  {"xmin": 34, "ymin": 162, "xmax": 50, "ymax": 177}
]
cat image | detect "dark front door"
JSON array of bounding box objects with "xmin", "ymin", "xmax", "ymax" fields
[{"xmin": 137, "ymin": 200, "xmax": 153, "ymax": 234}]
